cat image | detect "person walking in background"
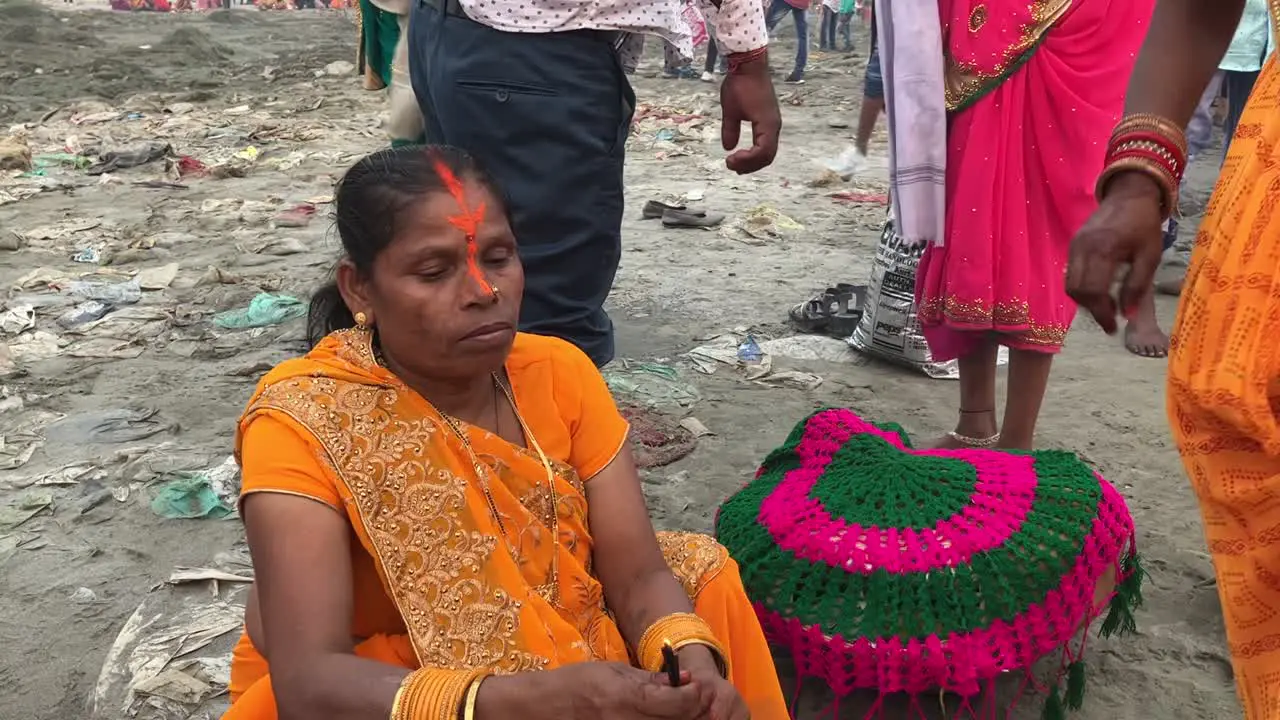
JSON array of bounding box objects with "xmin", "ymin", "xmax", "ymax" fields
[
  {"xmin": 765, "ymin": 0, "xmax": 811, "ymax": 84},
  {"xmin": 663, "ymin": 39, "xmax": 700, "ymax": 78},
  {"xmin": 1066, "ymin": 1, "xmax": 1280, "ymax": 714},
  {"xmin": 817, "ymin": 0, "xmax": 838, "ymax": 52},
  {"xmin": 702, "ymin": 31, "xmax": 728, "ymax": 82},
  {"xmin": 834, "ymin": 0, "xmax": 855, "ymax": 52},
  {"xmin": 823, "ymin": 2, "xmax": 879, "ymax": 177},
  {"xmin": 409, "ymin": 0, "xmax": 782, "ymax": 367},
  {"xmin": 1218, "ymin": 0, "xmax": 1272, "ymax": 155},
  {"xmin": 903, "ymin": 0, "xmax": 1152, "ymax": 450},
  {"xmin": 355, "ymin": 0, "xmax": 423, "ymax": 146}
]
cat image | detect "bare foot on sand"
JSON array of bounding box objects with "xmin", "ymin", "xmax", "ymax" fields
[{"xmin": 1125, "ymin": 292, "xmax": 1169, "ymax": 358}]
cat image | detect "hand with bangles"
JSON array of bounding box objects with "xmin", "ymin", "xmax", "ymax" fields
[
  {"xmin": 1065, "ymin": 171, "xmax": 1166, "ymax": 334},
  {"xmin": 676, "ymin": 643, "xmax": 751, "ymax": 720},
  {"xmin": 472, "ymin": 661, "xmax": 712, "ymax": 719}
]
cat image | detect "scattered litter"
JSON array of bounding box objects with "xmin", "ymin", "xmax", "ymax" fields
[
  {"xmin": 45, "ymin": 408, "xmax": 174, "ymax": 445},
  {"xmin": 14, "ymin": 267, "xmax": 71, "ymax": 291},
  {"xmin": 258, "ymin": 237, "xmax": 308, "ymax": 255},
  {"xmin": 196, "ymin": 266, "xmax": 240, "ymax": 286},
  {"xmin": 87, "ymin": 142, "xmax": 171, "ymax": 176},
  {"xmin": 151, "ymin": 475, "xmax": 233, "ymax": 520},
  {"xmin": 620, "ymin": 404, "xmax": 698, "ymax": 468},
  {"xmin": 849, "ymin": 215, "xmax": 1009, "ymax": 379},
  {"xmin": 176, "ymin": 155, "xmax": 208, "ymax": 177},
  {"xmin": 754, "ymin": 370, "xmax": 824, "ymax": 391},
  {"xmin": 7, "ymin": 330, "xmax": 62, "ymax": 363},
  {"xmin": 687, "ymin": 332, "xmax": 829, "ymax": 390},
  {"xmin": 169, "ymin": 567, "xmax": 253, "ymax": 585},
  {"xmin": 71, "ymin": 587, "xmax": 100, "ymax": 604},
  {"xmin": 604, "ymin": 361, "xmax": 701, "ymax": 409},
  {"xmin": 33, "ymin": 153, "xmax": 91, "ymax": 171},
  {"xmin": 69, "ymin": 279, "xmax": 142, "ymax": 305},
  {"xmin": 759, "ymin": 335, "xmax": 858, "ymax": 363},
  {"xmin": 0, "ymin": 304, "xmax": 36, "ymax": 335},
  {"xmin": 272, "ymin": 203, "xmax": 316, "ymax": 228},
  {"xmin": 71, "ymin": 247, "xmax": 102, "ymax": 264},
  {"xmin": 213, "ymin": 293, "xmax": 306, "ymax": 329},
  {"xmin": 830, "ymin": 190, "xmax": 890, "ymax": 205},
  {"xmin": 67, "ymin": 338, "xmax": 146, "ymax": 360},
  {"xmin": 136, "ymin": 263, "xmax": 180, "ymax": 290},
  {"xmin": 233, "ymin": 146, "xmax": 259, "ymax": 162},
  {"xmin": 719, "ymin": 205, "xmax": 804, "ymax": 246},
  {"xmin": 0, "ymin": 433, "xmax": 43, "ymax": 471},
  {"xmin": 0, "ymin": 491, "xmax": 53, "ymax": 529},
  {"xmin": 91, "ymin": 592, "xmax": 243, "ymax": 719},
  {"xmin": 324, "ymin": 60, "xmax": 355, "ymax": 76},
  {"xmin": 0, "ymin": 135, "xmax": 33, "ymax": 171},
  {"xmin": 679, "ymin": 417, "xmax": 714, "ymax": 438}
]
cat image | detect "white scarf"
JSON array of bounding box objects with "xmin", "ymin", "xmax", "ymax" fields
[{"xmin": 876, "ymin": 0, "xmax": 947, "ymax": 247}]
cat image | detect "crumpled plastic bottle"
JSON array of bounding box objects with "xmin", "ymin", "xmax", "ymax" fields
[{"xmin": 737, "ymin": 335, "xmax": 764, "ymax": 365}]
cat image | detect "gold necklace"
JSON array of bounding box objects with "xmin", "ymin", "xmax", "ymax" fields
[{"xmin": 437, "ymin": 372, "xmax": 561, "ymax": 607}]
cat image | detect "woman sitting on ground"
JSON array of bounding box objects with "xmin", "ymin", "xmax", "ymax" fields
[{"xmin": 222, "ymin": 145, "xmax": 787, "ymax": 720}]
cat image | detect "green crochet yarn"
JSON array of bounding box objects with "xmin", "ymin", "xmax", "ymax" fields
[
  {"xmin": 812, "ymin": 434, "xmax": 978, "ymax": 529},
  {"xmin": 716, "ymin": 428, "xmax": 1102, "ymax": 641}
]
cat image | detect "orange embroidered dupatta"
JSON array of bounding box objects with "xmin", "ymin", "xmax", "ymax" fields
[{"xmin": 236, "ymin": 328, "xmax": 645, "ymax": 672}]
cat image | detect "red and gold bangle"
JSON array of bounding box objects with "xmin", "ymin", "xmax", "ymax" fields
[
  {"xmin": 1096, "ymin": 113, "xmax": 1187, "ymax": 217},
  {"xmin": 390, "ymin": 668, "xmax": 488, "ymax": 720},
  {"xmin": 727, "ymin": 46, "xmax": 768, "ymax": 74},
  {"xmin": 636, "ymin": 612, "xmax": 730, "ymax": 678}
]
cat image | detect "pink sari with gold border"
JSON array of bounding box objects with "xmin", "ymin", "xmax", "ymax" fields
[{"xmin": 914, "ymin": 0, "xmax": 1152, "ymax": 359}]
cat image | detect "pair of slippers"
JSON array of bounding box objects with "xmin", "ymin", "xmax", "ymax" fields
[
  {"xmin": 789, "ymin": 284, "xmax": 867, "ymax": 338},
  {"xmin": 642, "ymin": 200, "xmax": 725, "ymax": 229}
]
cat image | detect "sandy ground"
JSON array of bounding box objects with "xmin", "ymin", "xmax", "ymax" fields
[{"xmin": 0, "ymin": 2, "xmax": 1241, "ymax": 718}]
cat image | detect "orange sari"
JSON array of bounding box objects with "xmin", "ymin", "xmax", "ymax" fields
[
  {"xmin": 222, "ymin": 328, "xmax": 788, "ymax": 719},
  {"xmin": 1167, "ymin": 40, "xmax": 1280, "ymax": 720}
]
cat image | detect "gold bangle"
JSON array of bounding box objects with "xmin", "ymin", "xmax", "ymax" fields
[
  {"xmin": 463, "ymin": 675, "xmax": 486, "ymax": 720},
  {"xmin": 393, "ymin": 667, "xmax": 485, "ymax": 720},
  {"xmin": 636, "ymin": 612, "xmax": 728, "ymax": 678},
  {"xmin": 670, "ymin": 638, "xmax": 731, "ymax": 679},
  {"xmin": 1096, "ymin": 157, "xmax": 1179, "ymax": 218},
  {"xmin": 1112, "ymin": 113, "xmax": 1188, "ymax": 157}
]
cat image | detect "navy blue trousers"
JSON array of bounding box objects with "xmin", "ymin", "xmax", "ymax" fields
[{"xmin": 408, "ymin": 3, "xmax": 635, "ymax": 366}]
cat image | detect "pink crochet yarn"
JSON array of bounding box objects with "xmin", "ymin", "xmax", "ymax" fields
[{"xmin": 715, "ymin": 408, "xmax": 1143, "ymax": 719}]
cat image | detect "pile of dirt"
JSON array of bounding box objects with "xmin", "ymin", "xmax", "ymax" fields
[{"xmin": 154, "ymin": 26, "xmax": 235, "ymax": 64}]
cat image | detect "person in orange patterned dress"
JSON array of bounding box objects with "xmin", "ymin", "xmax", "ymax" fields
[
  {"xmin": 1067, "ymin": 0, "xmax": 1280, "ymax": 716},
  {"xmin": 221, "ymin": 145, "xmax": 788, "ymax": 720}
]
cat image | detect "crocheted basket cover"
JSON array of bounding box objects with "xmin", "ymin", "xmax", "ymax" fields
[{"xmin": 715, "ymin": 408, "xmax": 1141, "ymax": 711}]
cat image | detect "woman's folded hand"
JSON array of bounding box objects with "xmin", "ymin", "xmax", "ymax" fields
[{"xmin": 480, "ymin": 661, "xmax": 712, "ymax": 719}]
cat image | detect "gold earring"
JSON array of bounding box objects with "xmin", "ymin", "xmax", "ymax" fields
[{"xmin": 354, "ymin": 311, "xmax": 368, "ymax": 328}]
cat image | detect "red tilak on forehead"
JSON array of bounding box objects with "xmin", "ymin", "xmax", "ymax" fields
[{"xmin": 431, "ymin": 156, "xmax": 493, "ymax": 296}]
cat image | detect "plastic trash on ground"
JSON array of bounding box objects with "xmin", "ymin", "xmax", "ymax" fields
[{"xmin": 213, "ymin": 293, "xmax": 306, "ymax": 329}]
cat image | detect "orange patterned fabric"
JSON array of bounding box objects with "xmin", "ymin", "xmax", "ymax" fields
[
  {"xmin": 1167, "ymin": 52, "xmax": 1280, "ymax": 720},
  {"xmin": 222, "ymin": 328, "xmax": 788, "ymax": 720}
]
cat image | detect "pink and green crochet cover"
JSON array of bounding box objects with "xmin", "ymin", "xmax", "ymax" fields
[{"xmin": 714, "ymin": 408, "xmax": 1142, "ymax": 718}]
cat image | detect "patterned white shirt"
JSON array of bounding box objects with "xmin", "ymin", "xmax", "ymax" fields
[{"xmin": 459, "ymin": 0, "xmax": 769, "ymax": 66}]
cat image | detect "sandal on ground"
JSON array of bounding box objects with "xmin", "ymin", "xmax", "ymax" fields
[
  {"xmin": 642, "ymin": 200, "xmax": 704, "ymax": 220},
  {"xmin": 662, "ymin": 208, "xmax": 725, "ymax": 228},
  {"xmin": 789, "ymin": 284, "xmax": 866, "ymax": 337}
]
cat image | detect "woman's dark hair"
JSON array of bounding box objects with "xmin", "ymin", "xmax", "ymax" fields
[{"xmin": 307, "ymin": 145, "xmax": 507, "ymax": 346}]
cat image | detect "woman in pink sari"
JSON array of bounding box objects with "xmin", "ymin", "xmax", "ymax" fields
[{"xmin": 915, "ymin": 0, "xmax": 1153, "ymax": 449}]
